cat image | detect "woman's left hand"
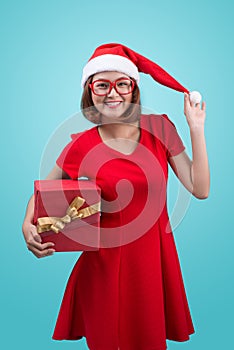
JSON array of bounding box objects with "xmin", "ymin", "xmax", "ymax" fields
[{"xmin": 184, "ymin": 93, "xmax": 206, "ymax": 129}]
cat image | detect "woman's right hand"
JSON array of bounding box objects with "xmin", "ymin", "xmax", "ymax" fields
[
  {"xmin": 22, "ymin": 222, "xmax": 55, "ymax": 258},
  {"xmin": 22, "ymin": 166, "xmax": 70, "ymax": 258}
]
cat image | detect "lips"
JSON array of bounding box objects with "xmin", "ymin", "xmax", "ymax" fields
[{"xmin": 104, "ymin": 101, "xmax": 122, "ymax": 108}]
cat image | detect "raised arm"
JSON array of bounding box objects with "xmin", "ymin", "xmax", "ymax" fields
[
  {"xmin": 168, "ymin": 93, "xmax": 210, "ymax": 199},
  {"xmin": 22, "ymin": 165, "xmax": 70, "ymax": 258}
]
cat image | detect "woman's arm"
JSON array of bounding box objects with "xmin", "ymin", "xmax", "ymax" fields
[
  {"xmin": 168, "ymin": 93, "xmax": 210, "ymax": 199},
  {"xmin": 22, "ymin": 165, "xmax": 70, "ymax": 258}
]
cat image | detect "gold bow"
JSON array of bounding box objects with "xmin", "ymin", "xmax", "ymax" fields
[{"xmin": 37, "ymin": 196, "xmax": 101, "ymax": 234}]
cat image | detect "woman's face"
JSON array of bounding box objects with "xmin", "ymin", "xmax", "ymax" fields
[{"xmin": 90, "ymin": 71, "xmax": 133, "ymax": 123}]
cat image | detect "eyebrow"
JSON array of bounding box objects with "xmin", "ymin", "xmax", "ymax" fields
[{"xmin": 94, "ymin": 76, "xmax": 129, "ymax": 80}]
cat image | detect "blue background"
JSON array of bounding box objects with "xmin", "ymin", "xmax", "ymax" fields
[{"xmin": 1, "ymin": 0, "xmax": 233, "ymax": 349}]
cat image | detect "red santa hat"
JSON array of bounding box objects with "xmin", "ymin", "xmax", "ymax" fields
[{"xmin": 81, "ymin": 43, "xmax": 201, "ymax": 103}]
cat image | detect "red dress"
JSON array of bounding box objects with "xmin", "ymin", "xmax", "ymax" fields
[{"xmin": 53, "ymin": 114, "xmax": 195, "ymax": 350}]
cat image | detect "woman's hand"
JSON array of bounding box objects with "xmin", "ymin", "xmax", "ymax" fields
[
  {"xmin": 174, "ymin": 92, "xmax": 210, "ymax": 199},
  {"xmin": 22, "ymin": 222, "xmax": 55, "ymax": 258},
  {"xmin": 22, "ymin": 166, "xmax": 69, "ymax": 258},
  {"xmin": 184, "ymin": 93, "xmax": 206, "ymax": 129}
]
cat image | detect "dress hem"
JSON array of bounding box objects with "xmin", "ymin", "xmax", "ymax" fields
[{"xmin": 52, "ymin": 330, "xmax": 195, "ymax": 343}]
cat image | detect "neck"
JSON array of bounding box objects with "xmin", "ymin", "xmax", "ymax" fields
[{"xmin": 99, "ymin": 120, "xmax": 140, "ymax": 139}]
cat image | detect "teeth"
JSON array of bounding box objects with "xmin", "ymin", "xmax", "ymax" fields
[{"xmin": 105, "ymin": 102, "xmax": 121, "ymax": 106}]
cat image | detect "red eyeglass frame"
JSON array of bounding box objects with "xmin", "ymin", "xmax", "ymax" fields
[{"xmin": 89, "ymin": 78, "xmax": 135, "ymax": 96}]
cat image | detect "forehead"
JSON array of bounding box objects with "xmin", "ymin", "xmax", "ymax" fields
[{"xmin": 92, "ymin": 71, "xmax": 130, "ymax": 81}]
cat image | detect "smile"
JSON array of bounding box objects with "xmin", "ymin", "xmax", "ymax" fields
[{"xmin": 104, "ymin": 102, "xmax": 122, "ymax": 108}]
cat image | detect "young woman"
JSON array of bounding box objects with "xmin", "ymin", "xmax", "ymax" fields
[{"xmin": 22, "ymin": 43, "xmax": 210, "ymax": 350}]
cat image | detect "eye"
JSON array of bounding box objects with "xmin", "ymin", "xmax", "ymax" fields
[
  {"xmin": 117, "ymin": 81, "xmax": 128, "ymax": 87},
  {"xmin": 95, "ymin": 82, "xmax": 109, "ymax": 89},
  {"xmin": 116, "ymin": 80, "xmax": 131, "ymax": 88}
]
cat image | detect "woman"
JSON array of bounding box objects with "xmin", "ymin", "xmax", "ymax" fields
[{"xmin": 22, "ymin": 43, "xmax": 210, "ymax": 350}]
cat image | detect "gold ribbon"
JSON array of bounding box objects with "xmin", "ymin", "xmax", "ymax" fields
[{"xmin": 37, "ymin": 196, "xmax": 101, "ymax": 234}]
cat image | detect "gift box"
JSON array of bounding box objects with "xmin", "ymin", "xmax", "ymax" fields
[{"xmin": 33, "ymin": 180, "xmax": 101, "ymax": 252}]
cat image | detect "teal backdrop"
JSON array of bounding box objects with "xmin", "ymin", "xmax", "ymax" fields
[{"xmin": 1, "ymin": 0, "xmax": 233, "ymax": 349}]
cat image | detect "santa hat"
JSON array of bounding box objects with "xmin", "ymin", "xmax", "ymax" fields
[{"xmin": 81, "ymin": 43, "xmax": 201, "ymax": 103}]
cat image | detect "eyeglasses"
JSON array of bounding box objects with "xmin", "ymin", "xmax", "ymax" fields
[{"xmin": 89, "ymin": 78, "xmax": 135, "ymax": 96}]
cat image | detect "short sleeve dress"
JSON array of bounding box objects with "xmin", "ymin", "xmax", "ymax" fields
[{"xmin": 52, "ymin": 114, "xmax": 195, "ymax": 350}]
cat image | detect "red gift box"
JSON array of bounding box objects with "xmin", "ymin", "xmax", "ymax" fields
[{"xmin": 33, "ymin": 180, "xmax": 101, "ymax": 252}]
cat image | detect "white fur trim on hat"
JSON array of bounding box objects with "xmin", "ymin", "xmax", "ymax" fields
[{"xmin": 81, "ymin": 54, "xmax": 140, "ymax": 88}]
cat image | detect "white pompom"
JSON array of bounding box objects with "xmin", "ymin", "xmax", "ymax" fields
[{"xmin": 189, "ymin": 91, "xmax": 202, "ymax": 104}]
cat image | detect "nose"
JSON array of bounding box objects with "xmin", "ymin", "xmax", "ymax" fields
[{"xmin": 107, "ymin": 85, "xmax": 120, "ymax": 97}]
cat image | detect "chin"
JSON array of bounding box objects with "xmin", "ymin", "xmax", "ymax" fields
[
  {"xmin": 100, "ymin": 109, "xmax": 126, "ymax": 122},
  {"xmin": 101, "ymin": 115, "xmax": 123, "ymax": 125}
]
